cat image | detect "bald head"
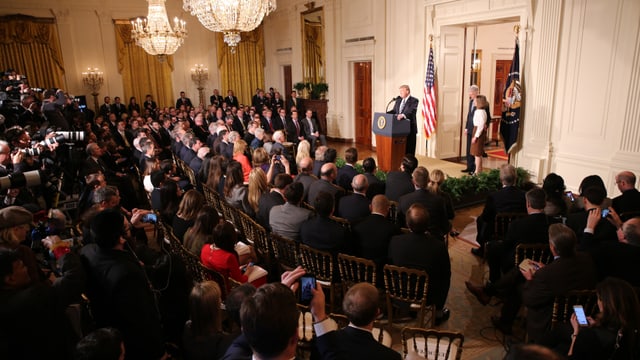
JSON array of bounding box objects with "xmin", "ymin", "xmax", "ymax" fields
[
  {"xmin": 299, "ymin": 156, "xmax": 313, "ymax": 173},
  {"xmin": 351, "ymin": 174, "xmax": 368, "ymax": 193},
  {"xmin": 623, "ymin": 217, "xmax": 640, "ymax": 246},
  {"xmin": 371, "ymin": 195, "xmax": 390, "ymax": 216},
  {"xmin": 320, "ymin": 163, "xmax": 337, "ymax": 180},
  {"xmin": 616, "ymin": 171, "xmax": 636, "ymax": 192}
]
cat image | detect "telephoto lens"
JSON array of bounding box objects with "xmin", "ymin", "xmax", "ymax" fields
[{"xmin": 56, "ymin": 131, "xmax": 85, "ymax": 142}]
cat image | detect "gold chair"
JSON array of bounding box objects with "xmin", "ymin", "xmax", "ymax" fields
[
  {"xmin": 270, "ymin": 233, "xmax": 300, "ymax": 273},
  {"xmin": 551, "ymin": 289, "xmax": 598, "ymax": 329},
  {"xmin": 329, "ymin": 215, "xmax": 352, "ymax": 233},
  {"xmin": 383, "ymin": 264, "xmax": 434, "ymax": 329},
  {"xmin": 336, "ymin": 253, "xmax": 376, "ymax": 295},
  {"xmin": 494, "ymin": 212, "xmax": 528, "ymax": 242},
  {"xmin": 514, "ymin": 243, "xmax": 553, "ymax": 268},
  {"xmin": 299, "ymin": 244, "xmax": 339, "ymax": 313},
  {"xmin": 296, "ymin": 304, "xmax": 315, "ymax": 358},
  {"xmin": 401, "ymin": 327, "xmax": 465, "ymax": 360},
  {"xmin": 202, "ymin": 184, "xmax": 224, "ymax": 216}
]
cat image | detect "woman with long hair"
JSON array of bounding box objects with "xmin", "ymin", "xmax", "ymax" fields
[
  {"xmin": 247, "ymin": 168, "xmax": 268, "ymax": 214},
  {"xmin": 205, "ymin": 155, "xmax": 227, "ymax": 195},
  {"xmin": 543, "ymin": 173, "xmax": 570, "ymax": 217},
  {"xmin": 142, "ymin": 157, "xmax": 160, "ymax": 193},
  {"xmin": 182, "ymin": 281, "xmax": 232, "ymax": 360},
  {"xmin": 200, "ymin": 222, "xmax": 266, "ymax": 287},
  {"xmin": 183, "ymin": 205, "xmax": 220, "ymax": 255},
  {"xmin": 427, "ymin": 169, "xmax": 455, "ymax": 227},
  {"xmin": 470, "ymin": 95, "xmax": 488, "ymax": 175},
  {"xmin": 296, "ymin": 140, "xmax": 311, "ymax": 168},
  {"xmin": 159, "ymin": 180, "xmax": 182, "ymax": 224},
  {"xmin": 232, "ymin": 140, "xmax": 251, "ymax": 182},
  {"xmin": 568, "ymin": 277, "xmax": 640, "ymax": 359},
  {"xmin": 252, "ymin": 147, "xmax": 270, "ymax": 173},
  {"xmin": 224, "ymin": 161, "xmax": 253, "ymax": 216},
  {"xmin": 172, "ymin": 190, "xmax": 205, "ymax": 241}
]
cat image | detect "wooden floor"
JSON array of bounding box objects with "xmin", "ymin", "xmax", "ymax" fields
[{"xmin": 328, "ymin": 141, "xmax": 508, "ymax": 179}]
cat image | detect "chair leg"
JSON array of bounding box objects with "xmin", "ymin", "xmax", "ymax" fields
[{"xmin": 386, "ymin": 293, "xmax": 393, "ymax": 330}]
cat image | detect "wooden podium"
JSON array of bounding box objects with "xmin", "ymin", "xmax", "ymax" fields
[{"xmin": 373, "ymin": 112, "xmax": 410, "ymax": 172}]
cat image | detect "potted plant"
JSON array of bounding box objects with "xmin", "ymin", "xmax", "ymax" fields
[
  {"xmin": 310, "ymin": 82, "xmax": 329, "ymax": 99},
  {"xmin": 293, "ymin": 82, "xmax": 306, "ymax": 97}
]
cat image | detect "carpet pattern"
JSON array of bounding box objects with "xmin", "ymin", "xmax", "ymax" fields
[{"xmin": 485, "ymin": 149, "xmax": 508, "ymax": 161}]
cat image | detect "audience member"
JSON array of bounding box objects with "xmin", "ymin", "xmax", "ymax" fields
[
  {"xmin": 75, "ymin": 328, "xmax": 125, "ymax": 360},
  {"xmin": 294, "ymin": 156, "xmax": 317, "ymax": 203},
  {"xmin": 612, "ymin": 171, "xmax": 640, "ymax": 218},
  {"xmin": 224, "ymin": 161, "xmax": 253, "ymax": 216},
  {"xmin": 300, "ymin": 191, "xmax": 349, "ymax": 253},
  {"xmin": 183, "ymin": 205, "xmax": 220, "ymax": 255},
  {"xmin": 337, "ymin": 147, "xmax": 358, "ymax": 191},
  {"xmin": 307, "ymin": 162, "xmax": 345, "ymax": 209},
  {"xmin": 247, "ymin": 168, "xmax": 269, "ymax": 215},
  {"xmin": 172, "ymin": 189, "xmax": 204, "ymax": 242},
  {"xmin": 257, "ymin": 173, "xmax": 292, "ymax": 231},
  {"xmin": 362, "ymin": 157, "xmax": 385, "ymax": 199},
  {"xmin": 388, "ymin": 203, "xmax": 451, "ymax": 325},
  {"xmin": 385, "ymin": 154, "xmax": 418, "ymax": 202},
  {"xmin": 183, "ymin": 281, "xmax": 233, "ymax": 360},
  {"xmin": 269, "ymin": 182, "xmax": 312, "ymax": 241},
  {"xmin": 337, "ymin": 174, "xmax": 370, "ymax": 222}
]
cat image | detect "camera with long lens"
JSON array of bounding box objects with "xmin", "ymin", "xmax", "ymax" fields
[
  {"xmin": 38, "ymin": 133, "xmax": 66, "ymax": 148},
  {"xmin": 56, "ymin": 131, "xmax": 85, "ymax": 142},
  {"xmin": 20, "ymin": 147, "xmax": 43, "ymax": 156},
  {"xmin": 0, "ymin": 170, "xmax": 46, "ymax": 190}
]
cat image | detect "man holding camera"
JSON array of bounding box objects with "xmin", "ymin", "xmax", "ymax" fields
[{"xmin": 41, "ymin": 89, "xmax": 69, "ymax": 131}]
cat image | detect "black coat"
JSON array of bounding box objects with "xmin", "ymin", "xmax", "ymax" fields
[
  {"xmin": 384, "ymin": 171, "xmax": 414, "ymax": 202},
  {"xmin": 316, "ymin": 326, "xmax": 401, "ymax": 360},
  {"xmin": 337, "ymin": 193, "xmax": 370, "ymax": 223},
  {"xmin": 398, "ymin": 189, "xmax": 450, "ymax": 239}
]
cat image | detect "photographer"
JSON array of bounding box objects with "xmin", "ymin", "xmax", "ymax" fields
[
  {"xmin": 17, "ymin": 95, "xmax": 44, "ymax": 130},
  {"xmin": 41, "ymin": 88, "xmax": 70, "ymax": 131}
]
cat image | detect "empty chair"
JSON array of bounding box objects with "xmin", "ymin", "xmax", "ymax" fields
[{"xmin": 401, "ymin": 327, "xmax": 465, "ymax": 360}]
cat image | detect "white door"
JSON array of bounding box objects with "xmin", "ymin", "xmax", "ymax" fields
[{"xmin": 435, "ymin": 26, "xmax": 465, "ymax": 159}]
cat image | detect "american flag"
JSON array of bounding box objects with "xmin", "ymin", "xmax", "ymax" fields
[{"xmin": 422, "ymin": 45, "xmax": 437, "ymax": 138}]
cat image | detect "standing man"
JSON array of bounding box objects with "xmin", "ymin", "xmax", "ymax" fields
[
  {"xmin": 210, "ymin": 89, "xmax": 224, "ymax": 106},
  {"xmin": 463, "ymin": 85, "xmax": 479, "ymax": 174},
  {"xmin": 393, "ymin": 85, "xmax": 419, "ymax": 155},
  {"xmin": 176, "ymin": 91, "xmax": 193, "ymax": 109}
]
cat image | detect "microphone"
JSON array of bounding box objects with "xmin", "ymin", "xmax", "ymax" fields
[{"xmin": 386, "ymin": 97, "xmax": 398, "ymax": 113}]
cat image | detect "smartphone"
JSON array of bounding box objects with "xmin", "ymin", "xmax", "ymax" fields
[
  {"xmin": 574, "ymin": 305, "xmax": 588, "ymax": 326},
  {"xmin": 565, "ymin": 191, "xmax": 575, "ymax": 202},
  {"xmin": 299, "ymin": 275, "xmax": 316, "ymax": 305},
  {"xmin": 275, "ymin": 155, "xmax": 281, "ymax": 161},
  {"xmin": 141, "ymin": 213, "xmax": 157, "ymax": 224},
  {"xmin": 601, "ymin": 209, "xmax": 610, "ymax": 218}
]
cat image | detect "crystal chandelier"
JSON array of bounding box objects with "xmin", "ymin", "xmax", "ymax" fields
[
  {"xmin": 131, "ymin": 0, "xmax": 187, "ymax": 62},
  {"xmin": 183, "ymin": 0, "xmax": 276, "ymax": 53}
]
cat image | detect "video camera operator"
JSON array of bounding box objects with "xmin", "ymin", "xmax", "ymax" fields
[{"xmin": 18, "ymin": 94, "xmax": 45, "ymax": 130}]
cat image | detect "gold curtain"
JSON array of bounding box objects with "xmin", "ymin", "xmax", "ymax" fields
[
  {"xmin": 113, "ymin": 20, "xmax": 174, "ymax": 109},
  {"xmin": 0, "ymin": 15, "xmax": 66, "ymax": 90},
  {"xmin": 303, "ymin": 22, "xmax": 323, "ymax": 83},
  {"xmin": 217, "ymin": 26, "xmax": 265, "ymax": 106}
]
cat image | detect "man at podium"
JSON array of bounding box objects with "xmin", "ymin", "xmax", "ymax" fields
[{"xmin": 392, "ymin": 85, "xmax": 419, "ymax": 155}]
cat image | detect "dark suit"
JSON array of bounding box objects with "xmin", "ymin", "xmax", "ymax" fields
[
  {"xmin": 143, "ymin": 100, "xmax": 157, "ymax": 113},
  {"xmin": 285, "ymin": 117, "xmax": 304, "ymax": 144},
  {"xmin": 465, "ymin": 99, "xmax": 476, "ymax": 172},
  {"xmin": 392, "ymin": 95, "xmax": 419, "ymax": 155},
  {"xmin": 301, "ymin": 116, "xmax": 326, "ymax": 152},
  {"xmin": 189, "ymin": 156, "xmax": 203, "ymax": 177},
  {"xmin": 272, "ymin": 115, "xmax": 285, "ymax": 131},
  {"xmin": 590, "ymin": 239, "xmax": 640, "ymax": 287},
  {"xmin": 257, "ymin": 191, "xmax": 285, "ymax": 230},
  {"xmin": 99, "ymin": 103, "xmax": 111, "ymax": 118},
  {"xmin": 294, "ymin": 172, "xmax": 318, "ymax": 203},
  {"xmin": 337, "ymin": 193, "xmax": 370, "ymax": 223},
  {"xmin": 384, "ymin": 171, "xmax": 414, "ymax": 202},
  {"xmin": 398, "ymin": 189, "xmax": 450, "ymax": 239},
  {"xmin": 307, "ymin": 179, "xmax": 345, "ymax": 208},
  {"xmin": 566, "ymin": 210, "xmax": 618, "ymax": 251},
  {"xmin": 210, "ymin": 94, "xmax": 224, "ymax": 106},
  {"xmin": 353, "ymin": 213, "xmax": 400, "ymax": 285},
  {"xmin": 476, "ymin": 186, "xmax": 527, "ymax": 247},
  {"xmin": 316, "ymin": 326, "xmax": 401, "ymax": 360},
  {"xmin": 522, "ymin": 253, "xmax": 597, "ymax": 343},
  {"xmin": 337, "ymin": 165, "xmax": 358, "ymax": 191},
  {"xmin": 110, "ymin": 103, "xmax": 125, "ymax": 119},
  {"xmin": 612, "ymin": 188, "xmax": 640, "ymax": 218},
  {"xmin": 388, "ymin": 232, "xmax": 451, "ymax": 309},
  {"xmin": 300, "ymin": 216, "xmax": 348, "ymax": 253},
  {"xmin": 287, "ymin": 97, "xmax": 302, "ymax": 113},
  {"xmin": 364, "ymin": 173, "xmax": 385, "ymax": 200},
  {"xmin": 225, "ymin": 95, "xmax": 239, "ymax": 109},
  {"xmin": 176, "ymin": 97, "xmax": 193, "ymax": 109}
]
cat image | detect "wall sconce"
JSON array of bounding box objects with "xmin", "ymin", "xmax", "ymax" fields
[
  {"xmin": 81, "ymin": 67, "xmax": 104, "ymax": 112},
  {"xmin": 190, "ymin": 64, "xmax": 209, "ymax": 107}
]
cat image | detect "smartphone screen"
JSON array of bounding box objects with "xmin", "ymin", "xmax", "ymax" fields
[
  {"xmin": 601, "ymin": 209, "xmax": 610, "ymax": 218},
  {"xmin": 142, "ymin": 213, "xmax": 157, "ymax": 224},
  {"xmin": 299, "ymin": 275, "xmax": 316, "ymax": 305},
  {"xmin": 574, "ymin": 305, "xmax": 588, "ymax": 326}
]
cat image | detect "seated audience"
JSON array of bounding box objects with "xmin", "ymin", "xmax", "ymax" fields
[
  {"xmin": 362, "ymin": 157, "xmax": 385, "ymax": 199},
  {"xmin": 224, "ymin": 161, "xmax": 253, "ymax": 216},
  {"xmin": 385, "ymin": 154, "xmax": 418, "ymax": 202},
  {"xmin": 337, "ymin": 147, "xmax": 359, "ymax": 191},
  {"xmin": 337, "ymin": 174, "xmax": 370, "ymax": 223},
  {"xmin": 307, "ymin": 162, "xmax": 345, "ymax": 209},
  {"xmin": 247, "ymin": 168, "xmax": 268, "ymax": 216},
  {"xmin": 612, "ymin": 171, "xmax": 640, "ymax": 218},
  {"xmin": 294, "ymin": 156, "xmax": 317, "ymax": 203},
  {"xmin": 159, "ymin": 179, "xmax": 182, "ymax": 224},
  {"xmin": 75, "ymin": 328, "xmax": 125, "ymax": 360},
  {"xmin": 269, "ymin": 182, "xmax": 312, "ymax": 241},
  {"xmin": 300, "ymin": 191, "xmax": 349, "ymax": 253},
  {"xmin": 542, "ymin": 172, "xmax": 571, "ymax": 217},
  {"xmin": 232, "ymin": 140, "xmax": 251, "ymax": 182}
]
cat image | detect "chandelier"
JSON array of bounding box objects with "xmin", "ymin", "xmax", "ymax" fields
[
  {"xmin": 131, "ymin": 0, "xmax": 187, "ymax": 62},
  {"xmin": 183, "ymin": 0, "xmax": 276, "ymax": 53}
]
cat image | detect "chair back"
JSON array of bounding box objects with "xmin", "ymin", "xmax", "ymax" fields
[
  {"xmin": 401, "ymin": 327, "xmax": 465, "ymax": 360},
  {"xmin": 514, "ymin": 243, "xmax": 553, "ymax": 267},
  {"xmin": 388, "ymin": 200, "xmax": 400, "ymax": 224},
  {"xmin": 199, "ymin": 264, "xmax": 230, "ymax": 299},
  {"xmin": 202, "ymin": 184, "xmax": 224, "ymax": 216},
  {"xmin": 383, "ymin": 264, "xmax": 432, "ymax": 327},
  {"xmin": 494, "ymin": 212, "xmax": 527, "ymax": 241},
  {"xmin": 336, "ymin": 253, "xmax": 376, "ymax": 293},
  {"xmin": 552, "ymin": 289, "xmax": 598, "ymax": 328},
  {"xmin": 270, "ymin": 233, "xmax": 300, "ymax": 272},
  {"xmin": 330, "ymin": 215, "xmax": 352, "ymax": 233},
  {"xmin": 299, "ymin": 244, "xmax": 335, "ymax": 283}
]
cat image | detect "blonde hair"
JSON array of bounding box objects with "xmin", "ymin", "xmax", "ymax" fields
[
  {"xmin": 427, "ymin": 169, "xmax": 445, "ymax": 194},
  {"xmin": 296, "ymin": 140, "xmax": 311, "ymax": 167},
  {"xmin": 247, "ymin": 168, "xmax": 268, "ymax": 211},
  {"xmin": 176, "ymin": 189, "xmax": 205, "ymax": 220},
  {"xmin": 233, "ymin": 139, "xmax": 247, "ymax": 156},
  {"xmin": 0, "ymin": 227, "xmax": 21, "ymax": 248}
]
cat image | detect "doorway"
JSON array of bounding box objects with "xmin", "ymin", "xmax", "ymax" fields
[
  {"xmin": 283, "ymin": 65, "xmax": 292, "ymax": 103},
  {"xmin": 353, "ymin": 62, "xmax": 372, "ymax": 147}
]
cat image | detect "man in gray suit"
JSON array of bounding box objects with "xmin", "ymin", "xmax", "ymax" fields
[
  {"xmin": 302, "ymin": 109, "xmax": 327, "ymax": 153},
  {"xmin": 269, "ymin": 182, "xmax": 312, "ymax": 241}
]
